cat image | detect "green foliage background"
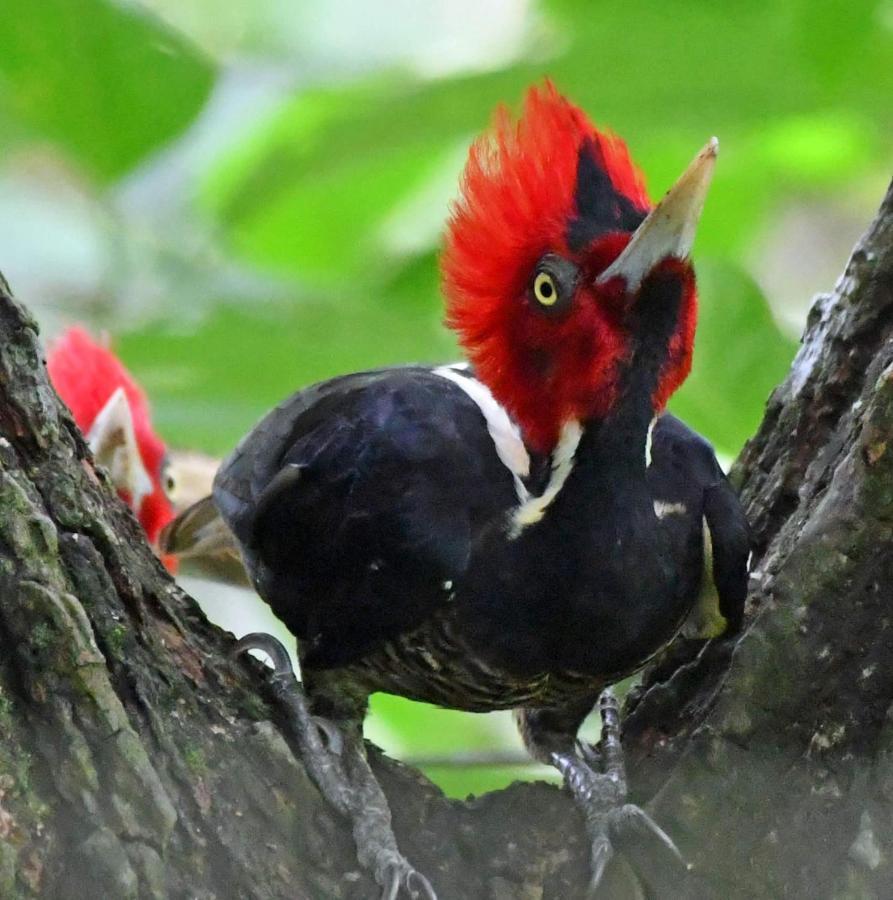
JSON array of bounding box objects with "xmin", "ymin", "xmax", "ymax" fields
[{"xmin": 1, "ymin": 0, "xmax": 890, "ymax": 795}]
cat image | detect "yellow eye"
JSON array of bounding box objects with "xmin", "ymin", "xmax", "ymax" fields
[{"xmin": 533, "ymin": 271, "xmax": 558, "ymax": 307}]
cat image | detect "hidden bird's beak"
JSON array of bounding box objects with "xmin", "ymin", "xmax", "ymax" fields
[
  {"xmin": 597, "ymin": 137, "xmax": 718, "ymax": 292},
  {"xmin": 86, "ymin": 386, "xmax": 153, "ymax": 513}
]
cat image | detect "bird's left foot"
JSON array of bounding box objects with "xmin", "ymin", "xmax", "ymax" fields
[
  {"xmin": 233, "ymin": 633, "xmax": 438, "ymax": 899},
  {"xmin": 558, "ymin": 691, "xmax": 687, "ymax": 896}
]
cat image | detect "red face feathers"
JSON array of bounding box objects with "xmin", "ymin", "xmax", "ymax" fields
[
  {"xmin": 47, "ymin": 327, "xmax": 175, "ymax": 554},
  {"xmin": 443, "ymin": 82, "xmax": 712, "ymax": 453}
]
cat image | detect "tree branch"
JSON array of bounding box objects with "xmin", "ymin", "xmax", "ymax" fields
[{"xmin": 0, "ymin": 181, "xmax": 891, "ymax": 898}]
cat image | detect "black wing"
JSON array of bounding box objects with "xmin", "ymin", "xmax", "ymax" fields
[
  {"xmin": 649, "ymin": 414, "xmax": 750, "ymax": 636},
  {"xmin": 214, "ymin": 366, "xmax": 520, "ymax": 667}
]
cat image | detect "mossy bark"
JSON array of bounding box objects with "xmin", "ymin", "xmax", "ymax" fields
[{"xmin": 0, "ymin": 181, "xmax": 891, "ymax": 899}]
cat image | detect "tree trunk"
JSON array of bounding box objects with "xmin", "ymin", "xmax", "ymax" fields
[
  {"xmin": 625, "ymin": 179, "xmax": 893, "ymax": 898},
  {"xmin": 0, "ymin": 181, "xmax": 891, "ymax": 900}
]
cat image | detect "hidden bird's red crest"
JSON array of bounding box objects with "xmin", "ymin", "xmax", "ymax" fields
[
  {"xmin": 443, "ymin": 82, "xmax": 700, "ymax": 453},
  {"xmin": 47, "ymin": 327, "xmax": 175, "ymax": 551}
]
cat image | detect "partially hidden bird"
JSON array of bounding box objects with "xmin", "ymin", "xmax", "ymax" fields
[
  {"xmin": 47, "ymin": 327, "xmax": 178, "ymax": 563},
  {"xmin": 162, "ymin": 82, "xmax": 750, "ymax": 897}
]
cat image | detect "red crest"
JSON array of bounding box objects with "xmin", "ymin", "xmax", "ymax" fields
[
  {"xmin": 47, "ymin": 327, "xmax": 175, "ymax": 549},
  {"xmin": 443, "ymin": 82, "xmax": 672, "ymax": 452}
]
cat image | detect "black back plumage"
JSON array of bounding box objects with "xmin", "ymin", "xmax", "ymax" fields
[
  {"xmin": 214, "ymin": 367, "xmax": 520, "ymax": 667},
  {"xmin": 213, "ymin": 362, "xmax": 748, "ymax": 687}
]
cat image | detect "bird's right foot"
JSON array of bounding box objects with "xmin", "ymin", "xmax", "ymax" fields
[
  {"xmin": 560, "ymin": 690, "xmax": 688, "ymax": 897},
  {"xmin": 519, "ymin": 690, "xmax": 690, "ymax": 896},
  {"xmin": 233, "ymin": 633, "xmax": 438, "ymax": 899}
]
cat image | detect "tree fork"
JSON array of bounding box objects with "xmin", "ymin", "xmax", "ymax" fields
[{"xmin": 0, "ymin": 182, "xmax": 891, "ymax": 899}]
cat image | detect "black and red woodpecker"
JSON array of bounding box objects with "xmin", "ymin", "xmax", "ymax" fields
[
  {"xmin": 164, "ymin": 82, "xmax": 749, "ymax": 897},
  {"xmin": 47, "ymin": 327, "xmax": 178, "ymax": 566}
]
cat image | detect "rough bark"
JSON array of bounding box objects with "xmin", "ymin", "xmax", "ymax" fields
[
  {"xmin": 0, "ymin": 181, "xmax": 891, "ymax": 900},
  {"xmin": 625, "ymin": 179, "xmax": 893, "ymax": 898}
]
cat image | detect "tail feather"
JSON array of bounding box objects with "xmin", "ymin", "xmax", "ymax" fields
[{"xmin": 160, "ymin": 496, "xmax": 250, "ymax": 586}]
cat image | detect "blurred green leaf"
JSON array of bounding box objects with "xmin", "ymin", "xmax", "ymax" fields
[
  {"xmin": 199, "ymin": 0, "xmax": 891, "ymax": 268},
  {"xmin": 0, "ymin": 0, "xmax": 215, "ymax": 179},
  {"xmin": 758, "ymin": 113, "xmax": 875, "ymax": 186},
  {"xmin": 421, "ymin": 764, "xmax": 558, "ymax": 799},
  {"xmin": 119, "ymin": 254, "xmax": 454, "ymax": 454},
  {"xmin": 201, "ymin": 83, "xmax": 462, "ymax": 285},
  {"xmin": 368, "ymin": 694, "xmax": 507, "ymax": 752},
  {"xmin": 367, "ymin": 697, "xmax": 558, "ymax": 798}
]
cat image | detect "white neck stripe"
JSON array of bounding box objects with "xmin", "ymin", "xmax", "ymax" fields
[
  {"xmin": 433, "ymin": 365, "xmax": 530, "ymax": 502},
  {"xmin": 510, "ymin": 420, "xmax": 582, "ymax": 538}
]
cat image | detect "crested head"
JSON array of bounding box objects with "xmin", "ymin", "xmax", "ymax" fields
[
  {"xmin": 443, "ymin": 82, "xmax": 707, "ymax": 453},
  {"xmin": 47, "ymin": 327, "xmax": 174, "ymax": 546}
]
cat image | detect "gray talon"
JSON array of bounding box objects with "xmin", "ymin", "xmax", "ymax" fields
[
  {"xmin": 587, "ymin": 833, "xmax": 614, "ymax": 896},
  {"xmin": 609, "ymin": 803, "xmax": 685, "ymax": 862},
  {"xmin": 407, "ymin": 869, "xmax": 437, "ymax": 900},
  {"xmin": 578, "ymin": 739, "xmax": 602, "ymax": 770},
  {"xmin": 234, "ymin": 631, "xmax": 353, "ymax": 815},
  {"xmin": 233, "ymin": 631, "xmax": 294, "ymax": 677},
  {"xmin": 381, "ymin": 866, "xmax": 400, "ymax": 900},
  {"xmin": 312, "ymin": 715, "xmax": 344, "ymax": 755},
  {"xmin": 379, "ymin": 861, "xmax": 438, "ymax": 900},
  {"xmin": 528, "ymin": 690, "xmax": 687, "ymax": 896}
]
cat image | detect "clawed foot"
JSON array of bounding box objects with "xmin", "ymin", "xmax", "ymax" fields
[
  {"xmin": 559, "ymin": 690, "xmax": 687, "ymax": 896},
  {"xmin": 378, "ymin": 856, "xmax": 437, "ymax": 900},
  {"xmin": 233, "ymin": 632, "xmax": 438, "ymax": 899},
  {"xmin": 233, "ymin": 633, "xmax": 342, "ymax": 755},
  {"xmin": 586, "ymin": 802, "xmax": 686, "ymax": 897},
  {"xmin": 234, "ymin": 632, "xmax": 352, "ymax": 812}
]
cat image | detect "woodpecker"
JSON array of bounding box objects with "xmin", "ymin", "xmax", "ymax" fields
[
  {"xmin": 47, "ymin": 327, "xmax": 178, "ymax": 562},
  {"xmin": 164, "ymin": 83, "xmax": 749, "ymax": 897}
]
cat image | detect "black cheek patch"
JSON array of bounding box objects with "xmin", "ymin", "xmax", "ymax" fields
[
  {"xmin": 566, "ymin": 140, "xmax": 646, "ymax": 252},
  {"xmin": 632, "ymin": 268, "xmax": 687, "ymax": 349}
]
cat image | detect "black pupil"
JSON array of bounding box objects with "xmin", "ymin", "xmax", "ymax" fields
[{"xmin": 540, "ymin": 279, "xmax": 554, "ymax": 298}]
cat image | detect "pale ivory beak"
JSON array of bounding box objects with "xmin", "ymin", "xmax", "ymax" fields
[
  {"xmin": 86, "ymin": 387, "xmax": 153, "ymax": 512},
  {"xmin": 597, "ymin": 137, "xmax": 718, "ymax": 292}
]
